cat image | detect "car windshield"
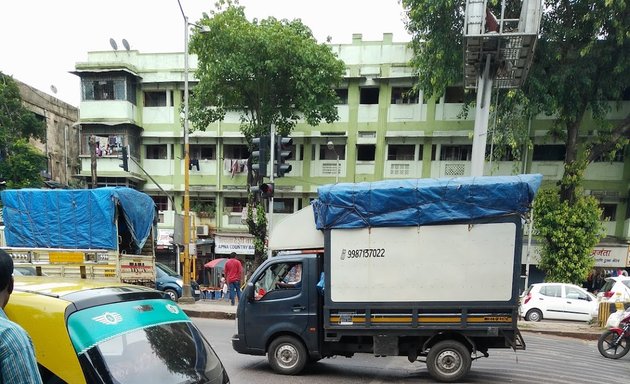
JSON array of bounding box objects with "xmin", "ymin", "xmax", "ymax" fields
[
  {"xmin": 80, "ymin": 322, "xmax": 223, "ymax": 384},
  {"xmin": 68, "ymin": 299, "xmax": 225, "ymax": 384},
  {"xmin": 158, "ymin": 263, "xmax": 181, "ymax": 277}
]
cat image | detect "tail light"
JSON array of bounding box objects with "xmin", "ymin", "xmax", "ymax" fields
[
  {"xmin": 523, "ymin": 293, "xmax": 532, "ymax": 304},
  {"xmin": 603, "ymin": 291, "xmax": 614, "ymax": 298}
]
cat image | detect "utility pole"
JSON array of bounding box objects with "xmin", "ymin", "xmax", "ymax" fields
[{"xmin": 88, "ymin": 135, "xmax": 97, "ymax": 189}]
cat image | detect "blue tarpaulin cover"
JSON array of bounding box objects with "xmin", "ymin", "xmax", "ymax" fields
[
  {"xmin": 1, "ymin": 188, "xmax": 156, "ymax": 250},
  {"xmin": 312, "ymin": 174, "xmax": 542, "ymax": 230}
]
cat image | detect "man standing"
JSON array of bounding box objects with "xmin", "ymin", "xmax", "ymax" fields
[
  {"xmin": 224, "ymin": 252, "xmax": 243, "ymax": 306},
  {"xmin": 0, "ymin": 249, "xmax": 43, "ymax": 383}
]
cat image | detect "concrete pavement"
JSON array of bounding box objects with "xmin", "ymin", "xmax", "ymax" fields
[{"xmin": 178, "ymin": 299, "xmax": 604, "ymax": 340}]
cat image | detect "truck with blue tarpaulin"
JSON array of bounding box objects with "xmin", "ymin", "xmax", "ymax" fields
[
  {"xmin": 232, "ymin": 174, "xmax": 542, "ymax": 382},
  {"xmin": 0, "ymin": 187, "xmax": 157, "ymax": 286}
]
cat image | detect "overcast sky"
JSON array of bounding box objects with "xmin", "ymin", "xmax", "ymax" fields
[{"xmin": 0, "ymin": 0, "xmax": 411, "ymax": 107}]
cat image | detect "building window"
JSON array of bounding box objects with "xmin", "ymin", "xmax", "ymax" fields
[
  {"xmin": 151, "ymin": 195, "xmax": 169, "ymax": 211},
  {"xmin": 319, "ymin": 144, "xmax": 345, "ymax": 160},
  {"xmin": 82, "ymin": 78, "xmax": 126, "ymax": 101},
  {"xmin": 335, "ymin": 89, "xmax": 348, "ymax": 104},
  {"xmin": 273, "ymin": 198, "xmax": 295, "ymax": 214},
  {"xmin": 391, "ymin": 87, "xmax": 418, "ymax": 104},
  {"xmin": 190, "ymin": 145, "xmax": 216, "ymax": 160},
  {"xmin": 146, "ymin": 144, "xmax": 168, "ymax": 159},
  {"xmin": 601, "ymin": 204, "xmax": 617, "ymax": 221},
  {"xmin": 594, "ymin": 148, "xmax": 624, "ymax": 162},
  {"xmin": 224, "ymin": 197, "xmax": 247, "ymax": 213},
  {"xmin": 444, "ymin": 86, "xmax": 465, "ymax": 103},
  {"xmin": 144, "ymin": 91, "xmax": 171, "ymax": 107},
  {"xmin": 223, "ymin": 144, "xmax": 249, "ymax": 159},
  {"xmin": 486, "ymin": 145, "xmax": 516, "ymax": 161},
  {"xmin": 388, "ymin": 144, "xmax": 416, "ymax": 161},
  {"xmin": 360, "ymin": 87, "xmax": 379, "ymax": 104},
  {"xmin": 440, "ymin": 145, "xmax": 472, "ymax": 161},
  {"xmin": 82, "ymin": 134, "xmax": 124, "ymax": 156},
  {"xmin": 357, "ymin": 144, "xmax": 376, "ymax": 161},
  {"xmin": 532, "ymin": 145, "xmax": 565, "ymax": 161},
  {"xmin": 190, "ymin": 197, "xmax": 216, "ymax": 216}
]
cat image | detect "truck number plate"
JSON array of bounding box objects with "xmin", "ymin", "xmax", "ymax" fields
[{"xmin": 342, "ymin": 248, "xmax": 385, "ymax": 259}]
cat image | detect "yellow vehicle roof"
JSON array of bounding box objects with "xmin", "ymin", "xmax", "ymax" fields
[{"xmin": 6, "ymin": 276, "xmax": 165, "ymax": 384}]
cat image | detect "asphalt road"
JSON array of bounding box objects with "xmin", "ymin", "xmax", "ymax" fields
[{"xmin": 194, "ymin": 318, "xmax": 630, "ymax": 384}]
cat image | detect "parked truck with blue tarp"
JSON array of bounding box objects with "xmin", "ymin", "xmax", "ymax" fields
[
  {"xmin": 232, "ymin": 174, "xmax": 542, "ymax": 382},
  {"xmin": 0, "ymin": 187, "xmax": 157, "ymax": 286}
]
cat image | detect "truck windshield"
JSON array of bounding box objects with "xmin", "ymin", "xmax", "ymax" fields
[{"xmin": 254, "ymin": 262, "xmax": 302, "ymax": 299}]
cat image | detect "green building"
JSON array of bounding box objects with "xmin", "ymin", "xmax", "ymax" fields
[{"xmin": 73, "ymin": 33, "xmax": 630, "ymax": 282}]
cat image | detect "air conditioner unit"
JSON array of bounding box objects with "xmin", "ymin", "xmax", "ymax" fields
[{"xmin": 196, "ymin": 225, "xmax": 209, "ymax": 236}]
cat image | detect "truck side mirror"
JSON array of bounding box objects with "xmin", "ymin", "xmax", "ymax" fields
[{"xmin": 246, "ymin": 282, "xmax": 255, "ymax": 302}]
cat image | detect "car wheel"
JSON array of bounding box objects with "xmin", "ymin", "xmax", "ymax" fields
[
  {"xmin": 426, "ymin": 340, "xmax": 472, "ymax": 383},
  {"xmin": 525, "ymin": 309, "xmax": 543, "ymax": 322},
  {"xmin": 268, "ymin": 335, "xmax": 307, "ymax": 375},
  {"xmin": 164, "ymin": 289, "xmax": 178, "ymax": 301}
]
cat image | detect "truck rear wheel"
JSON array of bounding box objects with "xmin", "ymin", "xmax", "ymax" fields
[
  {"xmin": 268, "ymin": 336, "xmax": 307, "ymax": 375},
  {"xmin": 426, "ymin": 340, "xmax": 472, "ymax": 383}
]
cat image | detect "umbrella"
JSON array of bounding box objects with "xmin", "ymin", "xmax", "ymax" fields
[{"xmin": 204, "ymin": 258, "xmax": 228, "ymax": 269}]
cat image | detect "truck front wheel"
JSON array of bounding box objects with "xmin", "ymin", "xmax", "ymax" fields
[
  {"xmin": 426, "ymin": 340, "xmax": 472, "ymax": 383},
  {"xmin": 268, "ymin": 336, "xmax": 307, "ymax": 375}
]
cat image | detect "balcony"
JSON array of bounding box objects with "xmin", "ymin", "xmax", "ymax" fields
[{"xmin": 80, "ymin": 100, "xmax": 137, "ymax": 123}]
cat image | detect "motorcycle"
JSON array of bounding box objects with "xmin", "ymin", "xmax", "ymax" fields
[{"xmin": 598, "ymin": 306, "xmax": 630, "ymax": 359}]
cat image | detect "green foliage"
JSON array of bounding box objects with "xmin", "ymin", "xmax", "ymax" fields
[
  {"xmin": 188, "ymin": 1, "xmax": 345, "ymax": 138},
  {"xmin": 0, "ymin": 139, "xmax": 46, "ymax": 188},
  {"xmin": 533, "ymin": 188, "xmax": 604, "ymax": 284},
  {"xmin": 246, "ymin": 198, "xmax": 268, "ymax": 269},
  {"xmin": 191, "ymin": 201, "xmax": 216, "ymax": 218},
  {"xmin": 0, "ymin": 73, "xmax": 47, "ymax": 188}
]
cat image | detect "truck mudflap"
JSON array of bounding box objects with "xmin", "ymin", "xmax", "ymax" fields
[{"xmin": 504, "ymin": 328, "xmax": 526, "ymax": 350}]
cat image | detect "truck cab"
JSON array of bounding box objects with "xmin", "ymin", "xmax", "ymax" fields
[{"xmin": 233, "ymin": 252, "xmax": 321, "ymax": 368}]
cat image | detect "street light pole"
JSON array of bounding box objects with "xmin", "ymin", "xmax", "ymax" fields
[{"xmin": 178, "ymin": 0, "xmax": 194, "ymax": 303}]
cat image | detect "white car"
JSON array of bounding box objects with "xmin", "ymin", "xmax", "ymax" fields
[
  {"xmin": 520, "ymin": 283, "xmax": 598, "ymax": 322},
  {"xmin": 597, "ymin": 276, "xmax": 630, "ymax": 302}
]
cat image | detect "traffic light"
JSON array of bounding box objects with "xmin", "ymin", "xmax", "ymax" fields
[
  {"xmin": 119, "ymin": 145, "xmax": 129, "ymax": 172},
  {"xmin": 251, "ymin": 136, "xmax": 270, "ymax": 177},
  {"xmin": 251, "ymin": 182, "xmax": 274, "ymax": 199},
  {"xmin": 275, "ymin": 136, "xmax": 293, "ymax": 177}
]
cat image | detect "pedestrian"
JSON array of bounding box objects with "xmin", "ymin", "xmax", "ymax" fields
[
  {"xmin": 224, "ymin": 252, "xmax": 243, "ymax": 306},
  {"xmin": 0, "ymin": 249, "xmax": 43, "ymax": 384},
  {"xmin": 220, "ymin": 273, "xmax": 228, "ymax": 301}
]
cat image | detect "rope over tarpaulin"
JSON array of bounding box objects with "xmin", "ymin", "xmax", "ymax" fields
[{"xmin": 311, "ymin": 174, "xmax": 542, "ymax": 230}]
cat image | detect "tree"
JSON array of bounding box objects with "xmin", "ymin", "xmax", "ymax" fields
[
  {"xmin": 533, "ymin": 188, "xmax": 604, "ymax": 284},
  {"xmin": 0, "ymin": 72, "xmax": 47, "ymax": 188},
  {"xmin": 403, "ymin": 0, "xmax": 629, "ymax": 282},
  {"xmin": 188, "ymin": 1, "xmax": 345, "ymax": 268}
]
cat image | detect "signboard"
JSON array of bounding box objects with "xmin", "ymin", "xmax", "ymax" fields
[
  {"xmin": 215, "ymin": 234, "xmax": 255, "ymax": 255},
  {"xmin": 591, "ymin": 246, "xmax": 628, "ymax": 268},
  {"xmin": 522, "ymin": 244, "xmax": 630, "ymax": 268},
  {"xmin": 49, "ymin": 251, "xmax": 85, "ymax": 264},
  {"xmin": 157, "ymin": 229, "xmax": 174, "ymax": 249}
]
